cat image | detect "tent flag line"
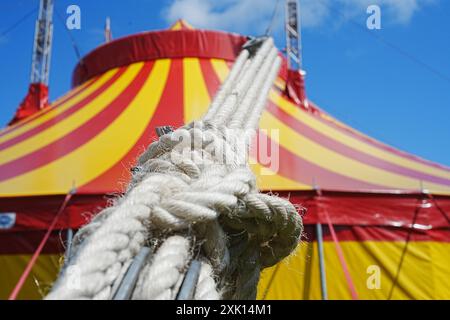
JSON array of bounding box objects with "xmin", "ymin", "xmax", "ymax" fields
[{"xmin": 8, "ymin": 187, "xmax": 76, "ymax": 300}]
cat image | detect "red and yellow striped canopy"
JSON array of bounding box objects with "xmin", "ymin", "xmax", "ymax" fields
[
  {"xmin": 1, "ymin": 21, "xmax": 449, "ymax": 301},
  {"xmin": 1, "ymin": 23, "xmax": 450, "ymax": 198}
]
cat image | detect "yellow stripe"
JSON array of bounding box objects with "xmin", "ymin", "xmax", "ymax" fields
[
  {"xmin": 0, "ymin": 59, "xmax": 171, "ymax": 196},
  {"xmin": 0, "ymin": 64, "xmax": 142, "ymax": 165},
  {"xmin": 170, "ymin": 21, "xmax": 182, "ymax": 30},
  {"xmin": 0, "ymin": 69, "xmax": 118, "ymax": 144},
  {"xmin": 52, "ymin": 77, "xmax": 96, "ymax": 104},
  {"xmin": 260, "ymin": 111, "xmax": 450, "ymax": 193},
  {"xmin": 271, "ymin": 92, "xmax": 450, "ymax": 181},
  {"xmin": 250, "ymin": 161, "xmax": 310, "ymax": 191},
  {"xmin": 0, "ymin": 79, "xmax": 95, "ymax": 135},
  {"xmin": 210, "ymin": 58, "xmax": 229, "ymax": 82},
  {"xmin": 183, "ymin": 58, "xmax": 211, "ymax": 123},
  {"xmin": 0, "ymin": 254, "xmax": 60, "ymax": 300},
  {"xmin": 274, "ymin": 77, "xmax": 285, "ymax": 91},
  {"xmin": 170, "ymin": 20, "xmax": 194, "ymax": 30},
  {"xmin": 258, "ymin": 241, "xmax": 450, "ymax": 300}
]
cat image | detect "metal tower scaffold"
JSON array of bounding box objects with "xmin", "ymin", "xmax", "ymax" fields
[
  {"xmin": 105, "ymin": 17, "xmax": 112, "ymax": 43},
  {"xmin": 30, "ymin": 0, "xmax": 54, "ymax": 85},
  {"xmin": 285, "ymin": 0, "xmax": 302, "ymax": 71}
]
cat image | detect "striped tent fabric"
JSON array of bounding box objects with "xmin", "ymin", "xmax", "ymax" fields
[{"xmin": 0, "ymin": 21, "xmax": 449, "ymax": 299}]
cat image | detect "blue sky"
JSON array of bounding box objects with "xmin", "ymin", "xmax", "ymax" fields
[{"xmin": 1, "ymin": 0, "xmax": 449, "ymax": 166}]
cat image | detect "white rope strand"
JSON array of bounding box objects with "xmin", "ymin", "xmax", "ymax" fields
[
  {"xmin": 229, "ymin": 47, "xmax": 279, "ymax": 129},
  {"xmin": 194, "ymin": 262, "xmax": 220, "ymax": 300},
  {"xmin": 245, "ymin": 56, "xmax": 282, "ymax": 131},
  {"xmin": 132, "ymin": 236, "xmax": 190, "ymax": 300},
  {"xmin": 210, "ymin": 38, "xmax": 274, "ymax": 127},
  {"xmin": 204, "ymin": 49, "xmax": 250, "ymax": 121}
]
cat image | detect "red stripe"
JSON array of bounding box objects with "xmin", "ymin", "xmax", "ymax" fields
[
  {"xmin": 1, "ymin": 224, "xmax": 448, "ymax": 255},
  {"xmin": 0, "ymin": 231, "xmax": 64, "ymax": 254},
  {"xmin": 308, "ymin": 101, "xmax": 450, "ymax": 172},
  {"xmin": 288, "ymin": 191, "xmax": 450, "ymax": 228},
  {"xmin": 267, "ymin": 102, "xmax": 450, "ymax": 187},
  {"xmin": 302, "ymin": 224, "xmax": 450, "ymax": 242},
  {"xmin": 0, "ymin": 69, "xmax": 125, "ymax": 151},
  {"xmin": 78, "ymin": 59, "xmax": 185, "ymax": 194},
  {"xmin": 0, "ymin": 77, "xmax": 99, "ymax": 139},
  {"xmin": 256, "ymin": 131, "xmax": 384, "ymax": 191},
  {"xmin": 324, "ymin": 210, "xmax": 359, "ymax": 300},
  {"xmin": 73, "ymin": 30, "xmax": 246, "ymax": 86},
  {"xmin": 0, "ymin": 63, "xmax": 153, "ymax": 182}
]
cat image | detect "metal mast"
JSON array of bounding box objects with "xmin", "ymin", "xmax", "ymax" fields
[
  {"xmin": 30, "ymin": 0, "xmax": 54, "ymax": 85},
  {"xmin": 285, "ymin": 0, "xmax": 302, "ymax": 71},
  {"xmin": 104, "ymin": 17, "xmax": 112, "ymax": 43}
]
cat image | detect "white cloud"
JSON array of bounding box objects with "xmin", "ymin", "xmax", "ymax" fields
[
  {"xmin": 162, "ymin": 0, "xmax": 437, "ymax": 33},
  {"xmin": 162, "ymin": 0, "xmax": 277, "ymax": 34}
]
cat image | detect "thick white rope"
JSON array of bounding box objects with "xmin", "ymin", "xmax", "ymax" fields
[
  {"xmin": 46, "ymin": 38, "xmax": 303, "ymax": 300},
  {"xmin": 132, "ymin": 236, "xmax": 190, "ymax": 300},
  {"xmin": 246, "ymin": 56, "xmax": 282, "ymax": 130},
  {"xmin": 209, "ymin": 38, "xmax": 274, "ymax": 127},
  {"xmin": 229, "ymin": 47, "xmax": 279, "ymax": 129},
  {"xmin": 204, "ymin": 49, "xmax": 249, "ymax": 121},
  {"xmin": 194, "ymin": 262, "xmax": 221, "ymax": 300}
]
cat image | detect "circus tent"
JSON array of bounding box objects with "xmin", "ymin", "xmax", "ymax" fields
[{"xmin": 0, "ymin": 20, "xmax": 449, "ymax": 299}]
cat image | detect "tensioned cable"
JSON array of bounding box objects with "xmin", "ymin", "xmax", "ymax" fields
[
  {"xmin": 54, "ymin": 7, "xmax": 83, "ymax": 61},
  {"xmin": 8, "ymin": 187, "xmax": 76, "ymax": 300},
  {"xmin": 0, "ymin": 6, "xmax": 38, "ymax": 38},
  {"xmin": 387, "ymin": 198, "xmax": 421, "ymax": 300},
  {"xmin": 265, "ymin": 0, "xmax": 281, "ymax": 36}
]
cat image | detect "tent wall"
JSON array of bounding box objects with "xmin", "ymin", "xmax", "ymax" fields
[
  {"xmin": 2, "ymin": 226, "xmax": 448, "ymax": 300},
  {"xmin": 1, "ymin": 193, "xmax": 448, "ymax": 300},
  {"xmin": 258, "ymin": 225, "xmax": 450, "ymax": 300}
]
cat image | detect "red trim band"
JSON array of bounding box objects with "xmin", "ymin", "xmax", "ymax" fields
[{"xmin": 72, "ymin": 30, "xmax": 247, "ymax": 87}]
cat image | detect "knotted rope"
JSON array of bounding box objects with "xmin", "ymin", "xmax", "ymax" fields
[{"xmin": 46, "ymin": 37, "xmax": 303, "ymax": 300}]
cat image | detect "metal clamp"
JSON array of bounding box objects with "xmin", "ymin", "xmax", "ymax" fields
[
  {"xmin": 176, "ymin": 260, "xmax": 202, "ymax": 300},
  {"xmin": 112, "ymin": 246, "xmax": 152, "ymax": 300},
  {"xmin": 155, "ymin": 126, "xmax": 174, "ymax": 137},
  {"xmin": 242, "ymin": 36, "xmax": 268, "ymax": 57}
]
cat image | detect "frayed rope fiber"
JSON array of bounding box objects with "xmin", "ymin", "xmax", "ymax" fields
[{"xmin": 46, "ymin": 37, "xmax": 303, "ymax": 300}]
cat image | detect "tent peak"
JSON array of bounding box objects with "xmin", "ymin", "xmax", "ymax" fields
[{"xmin": 169, "ymin": 19, "xmax": 194, "ymax": 30}]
